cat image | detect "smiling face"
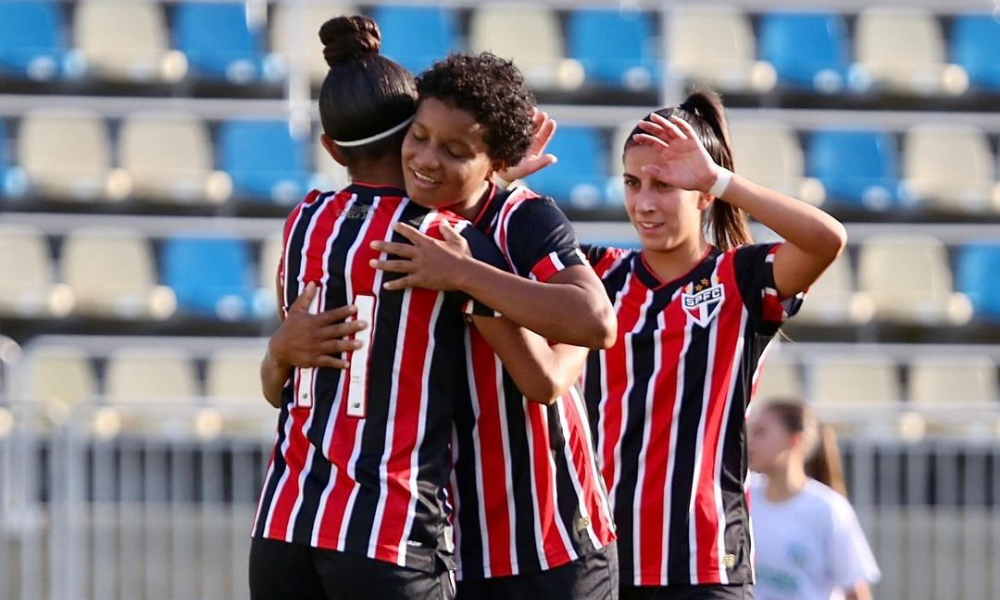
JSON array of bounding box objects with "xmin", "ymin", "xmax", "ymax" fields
[
  {"xmin": 401, "ymin": 97, "xmax": 495, "ymax": 215},
  {"xmin": 622, "ymin": 144, "xmax": 709, "ymax": 254}
]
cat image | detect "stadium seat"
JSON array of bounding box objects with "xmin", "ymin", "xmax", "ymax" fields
[
  {"xmin": 853, "ymin": 7, "xmax": 968, "ymax": 96},
  {"xmin": 858, "ymin": 234, "xmax": 972, "ymax": 326},
  {"xmin": 105, "ymin": 347, "xmax": 198, "ymax": 402},
  {"xmin": 729, "ymin": 121, "xmax": 825, "ymax": 206},
  {"xmin": 902, "ymin": 124, "xmax": 1000, "ymax": 213},
  {"xmin": 61, "ymin": 228, "xmax": 176, "ymax": 320},
  {"xmin": 806, "ymin": 128, "xmax": 903, "ymax": 211},
  {"xmin": 25, "ymin": 346, "xmax": 96, "ymax": 414},
  {"xmin": 218, "ymin": 119, "xmax": 310, "ymax": 205},
  {"xmin": 667, "ymin": 5, "xmax": 776, "ymax": 94},
  {"xmin": 73, "ymin": 0, "xmax": 186, "ymax": 83},
  {"xmin": 567, "ymin": 8, "xmax": 660, "ymax": 91},
  {"xmin": 810, "ymin": 355, "xmax": 901, "ymax": 406},
  {"xmin": 174, "ymin": 2, "xmax": 277, "ymax": 84},
  {"xmin": 118, "ymin": 112, "xmax": 231, "ymax": 204},
  {"xmin": 312, "ymin": 131, "xmax": 351, "ymax": 192},
  {"xmin": 375, "ymin": 5, "xmax": 459, "ymax": 75},
  {"xmin": 524, "ymin": 126, "xmax": 607, "ymax": 211},
  {"xmin": 469, "ymin": 4, "xmax": 584, "ymax": 91},
  {"xmin": 793, "ymin": 253, "xmax": 875, "ymax": 325},
  {"xmin": 270, "ymin": 3, "xmax": 355, "ymax": 86},
  {"xmin": 956, "ymin": 243, "xmax": 1000, "ymax": 321},
  {"xmin": 0, "ymin": 224, "xmax": 73, "ymax": 318},
  {"xmin": 753, "ymin": 357, "xmax": 802, "ymax": 403},
  {"xmin": 206, "ymin": 347, "xmax": 264, "ymax": 401},
  {"xmin": 17, "ymin": 110, "xmax": 130, "ymax": 201},
  {"xmin": 951, "ymin": 13, "xmax": 1000, "ymax": 92},
  {"xmin": 909, "ymin": 355, "xmax": 998, "ymax": 407},
  {"xmin": 759, "ymin": 11, "xmax": 851, "ymax": 93},
  {"xmin": 0, "ymin": 0, "xmax": 73, "ymax": 81},
  {"xmin": 162, "ymin": 235, "xmax": 263, "ymax": 321}
]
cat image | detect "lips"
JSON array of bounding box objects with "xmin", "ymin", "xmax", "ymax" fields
[{"xmin": 410, "ymin": 168, "xmax": 440, "ymax": 186}]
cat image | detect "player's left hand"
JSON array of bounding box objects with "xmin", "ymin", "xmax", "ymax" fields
[
  {"xmin": 633, "ymin": 113, "xmax": 722, "ymax": 195},
  {"xmin": 370, "ymin": 221, "xmax": 471, "ymax": 291},
  {"xmin": 495, "ymin": 107, "xmax": 558, "ymax": 184}
]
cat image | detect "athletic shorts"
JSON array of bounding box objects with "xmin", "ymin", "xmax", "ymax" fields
[
  {"xmin": 620, "ymin": 583, "xmax": 753, "ymax": 600},
  {"xmin": 455, "ymin": 542, "xmax": 619, "ymax": 600},
  {"xmin": 249, "ymin": 537, "xmax": 455, "ymax": 600}
]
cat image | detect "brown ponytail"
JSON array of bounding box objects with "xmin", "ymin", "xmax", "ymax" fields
[
  {"xmin": 764, "ymin": 399, "xmax": 848, "ymax": 496},
  {"xmin": 625, "ymin": 88, "xmax": 752, "ymax": 252}
]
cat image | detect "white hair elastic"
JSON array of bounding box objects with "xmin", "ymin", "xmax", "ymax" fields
[{"xmin": 331, "ymin": 116, "xmax": 414, "ymax": 148}]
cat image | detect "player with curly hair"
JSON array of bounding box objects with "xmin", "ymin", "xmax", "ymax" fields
[{"xmin": 372, "ymin": 53, "xmax": 620, "ymax": 599}]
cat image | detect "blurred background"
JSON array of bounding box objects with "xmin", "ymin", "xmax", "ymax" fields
[{"xmin": 0, "ymin": 0, "xmax": 998, "ymax": 598}]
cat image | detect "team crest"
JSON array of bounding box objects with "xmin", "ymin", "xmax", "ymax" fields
[{"xmin": 681, "ymin": 281, "xmax": 725, "ymax": 328}]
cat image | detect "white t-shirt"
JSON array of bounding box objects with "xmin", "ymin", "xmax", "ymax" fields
[{"xmin": 750, "ymin": 477, "xmax": 881, "ymax": 600}]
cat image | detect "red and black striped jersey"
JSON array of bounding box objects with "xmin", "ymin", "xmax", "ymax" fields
[
  {"xmin": 450, "ymin": 185, "xmax": 616, "ymax": 580},
  {"xmin": 253, "ymin": 184, "xmax": 505, "ymax": 574},
  {"xmin": 581, "ymin": 243, "xmax": 804, "ymax": 587}
]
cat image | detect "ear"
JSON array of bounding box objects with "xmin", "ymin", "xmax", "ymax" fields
[
  {"xmin": 697, "ymin": 191, "xmax": 715, "ymax": 211},
  {"xmin": 320, "ymin": 134, "xmax": 347, "ymax": 167}
]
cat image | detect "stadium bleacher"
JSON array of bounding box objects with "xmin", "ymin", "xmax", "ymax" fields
[{"xmin": 0, "ymin": 2, "xmax": 998, "ymax": 600}]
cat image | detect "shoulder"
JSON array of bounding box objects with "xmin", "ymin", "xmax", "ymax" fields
[{"xmin": 803, "ymin": 480, "xmax": 855, "ymax": 522}]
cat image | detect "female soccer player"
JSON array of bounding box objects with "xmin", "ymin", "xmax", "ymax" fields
[
  {"xmin": 250, "ymin": 17, "xmax": 536, "ymax": 600},
  {"xmin": 372, "ymin": 53, "xmax": 619, "ymax": 599},
  {"xmin": 748, "ymin": 400, "xmax": 880, "ymax": 600},
  {"xmin": 388, "ymin": 88, "xmax": 847, "ymax": 600}
]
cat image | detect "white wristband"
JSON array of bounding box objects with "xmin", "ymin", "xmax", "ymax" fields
[{"xmin": 708, "ymin": 168, "xmax": 733, "ymax": 198}]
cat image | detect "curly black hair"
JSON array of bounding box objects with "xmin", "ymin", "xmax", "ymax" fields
[{"xmin": 416, "ymin": 52, "xmax": 535, "ymax": 169}]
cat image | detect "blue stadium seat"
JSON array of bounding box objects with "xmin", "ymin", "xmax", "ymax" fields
[
  {"xmin": 951, "ymin": 13, "xmax": 1000, "ymax": 91},
  {"xmin": 218, "ymin": 119, "xmax": 310, "ymax": 205},
  {"xmin": 0, "ymin": 119, "xmax": 26, "ymax": 198},
  {"xmin": 174, "ymin": 2, "xmax": 273, "ymax": 84},
  {"xmin": 524, "ymin": 126, "xmax": 607, "ymax": 211},
  {"xmin": 956, "ymin": 243, "xmax": 1000, "ymax": 321},
  {"xmin": 806, "ymin": 129, "xmax": 903, "ymax": 211},
  {"xmin": 374, "ymin": 5, "xmax": 458, "ymax": 75},
  {"xmin": 162, "ymin": 235, "xmax": 264, "ymax": 321},
  {"xmin": 0, "ymin": 0, "xmax": 72, "ymax": 80},
  {"xmin": 567, "ymin": 8, "xmax": 660, "ymax": 91},
  {"xmin": 759, "ymin": 11, "xmax": 850, "ymax": 93}
]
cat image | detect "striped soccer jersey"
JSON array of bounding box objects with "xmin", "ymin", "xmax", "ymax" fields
[
  {"xmin": 582, "ymin": 243, "xmax": 804, "ymax": 587},
  {"xmin": 450, "ymin": 184, "xmax": 616, "ymax": 581},
  {"xmin": 253, "ymin": 184, "xmax": 505, "ymax": 574}
]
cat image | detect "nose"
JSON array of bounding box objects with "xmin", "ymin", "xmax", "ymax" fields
[
  {"xmin": 633, "ymin": 187, "xmax": 657, "ymax": 213},
  {"xmin": 410, "ymin": 142, "xmax": 440, "ymax": 173}
]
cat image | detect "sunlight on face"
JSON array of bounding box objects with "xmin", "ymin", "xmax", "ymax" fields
[
  {"xmin": 622, "ymin": 144, "xmax": 706, "ymax": 253},
  {"xmin": 401, "ymin": 98, "xmax": 494, "ymax": 215}
]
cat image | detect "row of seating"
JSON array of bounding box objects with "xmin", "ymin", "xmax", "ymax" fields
[
  {"xmin": 0, "ymin": 111, "xmax": 347, "ymax": 206},
  {"xmin": 1, "ymin": 1, "xmax": 998, "ymax": 97},
  {"xmin": 2, "ymin": 224, "xmax": 999, "ymax": 326},
  {"xmin": 2, "ymin": 110, "xmax": 998, "ymax": 214},
  {"xmin": 757, "ymin": 353, "xmax": 1000, "ymax": 436},
  {"xmin": 0, "ymin": 224, "xmax": 281, "ymax": 322},
  {"xmin": 16, "ymin": 343, "xmax": 1000, "ymax": 423}
]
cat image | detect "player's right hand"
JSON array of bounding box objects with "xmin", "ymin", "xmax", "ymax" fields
[{"xmin": 269, "ymin": 282, "xmax": 368, "ymax": 370}]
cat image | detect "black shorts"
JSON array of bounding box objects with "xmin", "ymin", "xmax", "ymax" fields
[
  {"xmin": 620, "ymin": 583, "xmax": 753, "ymax": 600},
  {"xmin": 249, "ymin": 537, "xmax": 455, "ymax": 600},
  {"xmin": 455, "ymin": 542, "xmax": 619, "ymax": 600}
]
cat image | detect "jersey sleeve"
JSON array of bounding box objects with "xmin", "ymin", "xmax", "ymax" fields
[
  {"xmin": 582, "ymin": 244, "xmax": 633, "ymax": 279},
  {"xmin": 733, "ymin": 243, "xmax": 805, "ymax": 335},
  {"xmin": 829, "ymin": 497, "xmax": 881, "ymax": 590},
  {"xmin": 442, "ymin": 219, "xmax": 509, "ymax": 317},
  {"xmin": 504, "ymin": 198, "xmax": 586, "ymax": 282}
]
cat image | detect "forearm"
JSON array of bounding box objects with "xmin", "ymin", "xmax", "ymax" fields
[
  {"xmin": 456, "ymin": 262, "xmax": 615, "ymax": 349},
  {"xmin": 260, "ymin": 347, "xmax": 291, "ymax": 409},
  {"xmin": 721, "ymin": 173, "xmax": 846, "ymax": 260}
]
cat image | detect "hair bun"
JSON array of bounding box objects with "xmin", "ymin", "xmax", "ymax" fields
[{"xmin": 319, "ymin": 15, "xmax": 381, "ymax": 67}]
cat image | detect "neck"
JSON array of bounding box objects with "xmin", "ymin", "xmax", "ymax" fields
[
  {"xmin": 765, "ymin": 460, "xmax": 808, "ymax": 502},
  {"xmin": 641, "ymin": 236, "xmax": 711, "ymax": 283},
  {"xmin": 446, "ymin": 181, "xmax": 492, "ymax": 221},
  {"xmin": 349, "ymin": 154, "xmax": 406, "ymax": 189}
]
